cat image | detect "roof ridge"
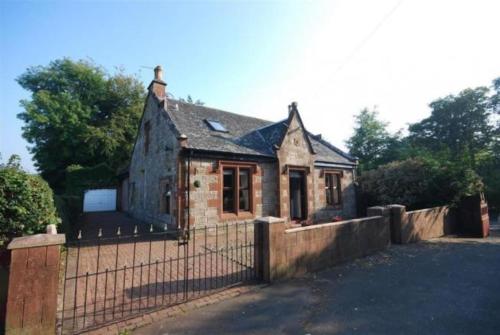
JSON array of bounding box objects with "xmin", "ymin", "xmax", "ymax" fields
[
  {"xmin": 307, "ymin": 131, "xmax": 357, "ymax": 162},
  {"xmin": 251, "ymin": 118, "xmax": 288, "ymax": 133},
  {"xmin": 167, "ymin": 98, "xmax": 273, "ymax": 125}
]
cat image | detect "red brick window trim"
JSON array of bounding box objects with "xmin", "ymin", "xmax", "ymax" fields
[
  {"xmin": 220, "ymin": 162, "xmax": 256, "ymax": 219},
  {"xmin": 324, "ymin": 171, "xmax": 342, "ymax": 208}
]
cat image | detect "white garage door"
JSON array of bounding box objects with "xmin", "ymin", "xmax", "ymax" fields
[{"xmin": 83, "ymin": 189, "xmax": 117, "ymax": 212}]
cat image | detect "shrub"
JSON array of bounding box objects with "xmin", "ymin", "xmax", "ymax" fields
[
  {"xmin": 359, "ymin": 157, "xmax": 483, "ymax": 210},
  {"xmin": 0, "ymin": 156, "xmax": 60, "ymax": 247},
  {"xmin": 54, "ymin": 194, "xmax": 82, "ymax": 235},
  {"xmin": 64, "ymin": 163, "xmax": 116, "ymax": 196},
  {"xmin": 55, "ymin": 163, "xmax": 115, "ymax": 233}
]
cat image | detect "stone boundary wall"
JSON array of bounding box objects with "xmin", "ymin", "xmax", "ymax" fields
[
  {"xmin": 389, "ymin": 205, "xmax": 456, "ymax": 244},
  {"xmin": 284, "ymin": 216, "xmax": 390, "ymax": 278},
  {"xmin": 257, "ymin": 207, "xmax": 391, "ymax": 281}
]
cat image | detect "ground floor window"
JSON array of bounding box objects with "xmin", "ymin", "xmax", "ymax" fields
[
  {"xmin": 325, "ymin": 172, "xmax": 341, "ymax": 206},
  {"xmin": 223, "ymin": 168, "xmax": 236, "ymax": 212},
  {"xmin": 222, "ymin": 165, "xmax": 253, "ymax": 214},
  {"xmin": 160, "ymin": 179, "xmax": 172, "ymax": 214}
]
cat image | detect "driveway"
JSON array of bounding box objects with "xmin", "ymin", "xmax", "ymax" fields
[
  {"xmin": 59, "ymin": 212, "xmax": 257, "ymax": 333},
  {"xmin": 134, "ymin": 229, "xmax": 500, "ymax": 335},
  {"xmin": 74, "ymin": 211, "xmax": 151, "ymax": 239}
]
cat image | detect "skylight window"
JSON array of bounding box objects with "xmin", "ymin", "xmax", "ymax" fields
[{"xmin": 205, "ymin": 119, "xmax": 228, "ymax": 132}]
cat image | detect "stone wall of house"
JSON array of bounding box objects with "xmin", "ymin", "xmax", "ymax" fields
[
  {"xmin": 276, "ymin": 113, "xmax": 315, "ymax": 219},
  {"xmin": 129, "ymin": 96, "xmax": 357, "ymax": 229},
  {"xmin": 312, "ymin": 168, "xmax": 357, "ymax": 222},
  {"xmin": 187, "ymin": 158, "xmax": 278, "ymax": 227},
  {"xmin": 275, "ymin": 112, "xmax": 357, "ymax": 221},
  {"xmin": 128, "ymin": 95, "xmax": 180, "ymax": 229}
]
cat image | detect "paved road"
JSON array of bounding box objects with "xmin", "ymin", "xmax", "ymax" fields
[{"xmin": 134, "ymin": 231, "xmax": 500, "ymax": 335}]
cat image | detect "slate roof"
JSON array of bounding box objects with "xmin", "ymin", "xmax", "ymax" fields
[{"xmin": 165, "ymin": 98, "xmax": 356, "ymax": 166}]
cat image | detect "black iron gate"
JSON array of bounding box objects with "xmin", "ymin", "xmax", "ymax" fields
[{"xmin": 58, "ymin": 221, "xmax": 259, "ymax": 334}]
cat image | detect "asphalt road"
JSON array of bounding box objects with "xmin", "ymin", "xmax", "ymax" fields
[{"xmin": 134, "ymin": 230, "xmax": 500, "ymax": 335}]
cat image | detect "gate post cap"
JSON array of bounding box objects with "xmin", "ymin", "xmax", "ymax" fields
[
  {"xmin": 8, "ymin": 234, "xmax": 66, "ymax": 250},
  {"xmin": 387, "ymin": 204, "xmax": 406, "ymax": 209},
  {"xmin": 256, "ymin": 216, "xmax": 286, "ymax": 224},
  {"xmin": 46, "ymin": 224, "xmax": 58, "ymax": 235}
]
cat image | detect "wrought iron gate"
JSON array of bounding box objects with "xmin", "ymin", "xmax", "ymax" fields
[{"xmin": 58, "ymin": 221, "xmax": 259, "ymax": 334}]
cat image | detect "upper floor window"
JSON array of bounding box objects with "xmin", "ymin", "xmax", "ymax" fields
[
  {"xmin": 144, "ymin": 121, "xmax": 151, "ymax": 154},
  {"xmin": 325, "ymin": 172, "xmax": 341, "ymax": 206},
  {"xmin": 222, "ymin": 165, "xmax": 253, "ymax": 214}
]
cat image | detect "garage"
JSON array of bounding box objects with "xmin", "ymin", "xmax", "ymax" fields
[{"xmin": 83, "ymin": 189, "xmax": 117, "ymax": 212}]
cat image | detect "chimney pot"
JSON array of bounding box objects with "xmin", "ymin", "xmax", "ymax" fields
[
  {"xmin": 148, "ymin": 65, "xmax": 167, "ymax": 99},
  {"xmin": 154, "ymin": 65, "xmax": 163, "ymax": 81}
]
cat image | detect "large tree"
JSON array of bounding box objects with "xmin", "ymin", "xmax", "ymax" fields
[
  {"xmin": 346, "ymin": 108, "xmax": 400, "ymax": 172},
  {"xmin": 408, "ymin": 86, "xmax": 494, "ymax": 168},
  {"xmin": 491, "ymin": 77, "xmax": 500, "ymax": 115},
  {"xmin": 17, "ymin": 59, "xmax": 145, "ymax": 190}
]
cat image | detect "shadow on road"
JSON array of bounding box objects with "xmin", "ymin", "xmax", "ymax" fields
[{"xmin": 134, "ymin": 233, "xmax": 500, "ymax": 335}]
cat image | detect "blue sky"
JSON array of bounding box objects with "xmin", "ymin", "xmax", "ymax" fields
[{"xmin": 1, "ymin": 0, "xmax": 500, "ymax": 172}]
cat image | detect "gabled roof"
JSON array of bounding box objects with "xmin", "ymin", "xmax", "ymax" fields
[{"xmin": 164, "ymin": 98, "xmax": 357, "ymax": 166}]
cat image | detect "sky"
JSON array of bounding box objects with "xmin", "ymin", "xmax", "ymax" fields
[{"xmin": 1, "ymin": 0, "xmax": 499, "ymax": 173}]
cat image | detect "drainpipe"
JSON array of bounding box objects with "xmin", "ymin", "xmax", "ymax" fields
[{"xmin": 186, "ymin": 150, "xmax": 192, "ymax": 236}]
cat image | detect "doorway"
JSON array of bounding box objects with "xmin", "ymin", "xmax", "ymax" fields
[{"xmin": 289, "ymin": 170, "xmax": 307, "ymax": 221}]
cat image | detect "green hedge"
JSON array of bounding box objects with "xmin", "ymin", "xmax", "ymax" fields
[
  {"xmin": 54, "ymin": 194, "xmax": 82, "ymax": 235},
  {"xmin": 65, "ymin": 163, "xmax": 116, "ymax": 196},
  {"xmin": 359, "ymin": 158, "xmax": 483, "ymax": 211},
  {"xmin": 0, "ymin": 164, "xmax": 60, "ymax": 247}
]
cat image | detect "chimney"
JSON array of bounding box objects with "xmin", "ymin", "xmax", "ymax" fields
[{"xmin": 148, "ymin": 65, "xmax": 167, "ymax": 99}]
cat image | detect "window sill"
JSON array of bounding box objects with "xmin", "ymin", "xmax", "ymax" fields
[{"xmin": 221, "ymin": 211, "xmax": 255, "ymax": 221}]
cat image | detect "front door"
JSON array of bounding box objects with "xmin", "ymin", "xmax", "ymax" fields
[{"xmin": 289, "ymin": 170, "xmax": 307, "ymax": 221}]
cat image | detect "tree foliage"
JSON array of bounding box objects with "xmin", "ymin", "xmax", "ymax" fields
[
  {"xmin": 359, "ymin": 158, "xmax": 483, "ymax": 210},
  {"xmin": 17, "ymin": 59, "xmax": 146, "ymax": 191},
  {"xmin": 0, "ymin": 155, "xmax": 60, "ymax": 246},
  {"xmin": 346, "ymin": 108, "xmax": 403, "ymax": 172},
  {"xmin": 352, "ymin": 77, "xmax": 500, "ymax": 211},
  {"xmin": 179, "ymin": 94, "xmax": 205, "ymax": 106},
  {"xmin": 408, "ymin": 87, "xmax": 494, "ymax": 168}
]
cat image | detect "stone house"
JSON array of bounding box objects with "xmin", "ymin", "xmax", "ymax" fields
[{"xmin": 126, "ymin": 66, "xmax": 358, "ymax": 230}]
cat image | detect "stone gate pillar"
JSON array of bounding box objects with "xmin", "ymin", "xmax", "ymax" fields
[
  {"xmin": 5, "ymin": 225, "xmax": 65, "ymax": 335},
  {"xmin": 387, "ymin": 204, "xmax": 407, "ymax": 244},
  {"xmin": 255, "ymin": 217, "xmax": 286, "ymax": 282}
]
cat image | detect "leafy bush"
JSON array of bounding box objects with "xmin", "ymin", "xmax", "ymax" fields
[
  {"xmin": 359, "ymin": 157, "xmax": 483, "ymax": 211},
  {"xmin": 64, "ymin": 163, "xmax": 116, "ymax": 196},
  {"xmin": 51, "ymin": 163, "xmax": 115, "ymax": 235},
  {"xmin": 0, "ymin": 156, "xmax": 60, "ymax": 247},
  {"xmin": 54, "ymin": 194, "xmax": 82, "ymax": 235}
]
